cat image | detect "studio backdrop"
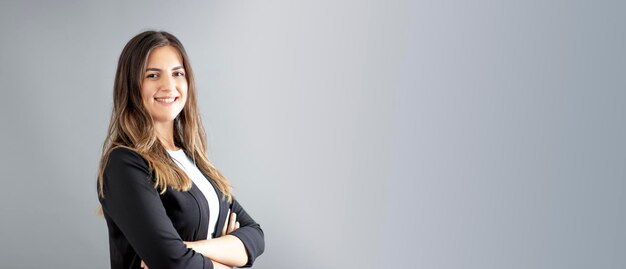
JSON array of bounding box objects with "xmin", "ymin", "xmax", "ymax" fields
[{"xmin": 0, "ymin": 0, "xmax": 625, "ymax": 268}]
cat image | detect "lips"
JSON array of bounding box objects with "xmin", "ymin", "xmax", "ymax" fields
[{"xmin": 154, "ymin": 97, "xmax": 178, "ymax": 104}]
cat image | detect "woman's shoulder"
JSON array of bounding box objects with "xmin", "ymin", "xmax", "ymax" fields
[
  {"xmin": 101, "ymin": 146, "xmax": 153, "ymax": 195},
  {"xmin": 109, "ymin": 146, "xmax": 141, "ymax": 157},
  {"xmin": 106, "ymin": 146, "xmax": 149, "ymax": 171}
]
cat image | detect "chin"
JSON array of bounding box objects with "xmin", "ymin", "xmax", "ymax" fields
[{"xmin": 153, "ymin": 115, "xmax": 180, "ymax": 123}]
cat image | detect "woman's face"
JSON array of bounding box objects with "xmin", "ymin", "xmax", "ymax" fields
[{"xmin": 140, "ymin": 45, "xmax": 188, "ymax": 125}]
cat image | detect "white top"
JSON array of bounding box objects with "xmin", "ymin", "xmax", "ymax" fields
[{"xmin": 167, "ymin": 149, "xmax": 220, "ymax": 239}]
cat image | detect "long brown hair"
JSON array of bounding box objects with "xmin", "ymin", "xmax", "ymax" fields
[{"xmin": 97, "ymin": 30, "xmax": 232, "ymax": 203}]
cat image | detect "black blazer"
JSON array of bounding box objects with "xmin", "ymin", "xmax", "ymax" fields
[{"xmin": 99, "ymin": 147, "xmax": 265, "ymax": 269}]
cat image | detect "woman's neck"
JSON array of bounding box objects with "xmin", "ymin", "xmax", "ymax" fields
[{"xmin": 154, "ymin": 121, "xmax": 179, "ymax": 151}]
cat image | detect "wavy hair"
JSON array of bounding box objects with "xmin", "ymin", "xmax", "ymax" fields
[{"xmin": 97, "ymin": 30, "xmax": 232, "ymax": 204}]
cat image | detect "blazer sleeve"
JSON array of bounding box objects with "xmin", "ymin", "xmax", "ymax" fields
[
  {"xmin": 100, "ymin": 147, "xmax": 213, "ymax": 269},
  {"xmin": 228, "ymin": 198, "xmax": 265, "ymax": 267}
]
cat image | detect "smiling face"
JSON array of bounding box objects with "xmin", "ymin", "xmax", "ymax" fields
[{"xmin": 141, "ymin": 45, "xmax": 188, "ymax": 125}]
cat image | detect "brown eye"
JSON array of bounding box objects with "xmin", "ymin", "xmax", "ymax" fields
[
  {"xmin": 174, "ymin": 71, "xmax": 185, "ymax": 77},
  {"xmin": 146, "ymin": 73, "xmax": 158, "ymax": 79}
]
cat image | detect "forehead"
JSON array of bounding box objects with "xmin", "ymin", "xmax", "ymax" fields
[{"xmin": 146, "ymin": 45, "xmax": 183, "ymax": 68}]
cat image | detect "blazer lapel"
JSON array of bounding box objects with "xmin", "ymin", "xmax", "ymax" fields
[{"xmin": 187, "ymin": 182, "xmax": 210, "ymax": 240}]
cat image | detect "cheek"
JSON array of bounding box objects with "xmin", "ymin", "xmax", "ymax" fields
[
  {"xmin": 179, "ymin": 83, "xmax": 189, "ymax": 99},
  {"xmin": 140, "ymin": 83, "xmax": 157, "ymax": 102}
]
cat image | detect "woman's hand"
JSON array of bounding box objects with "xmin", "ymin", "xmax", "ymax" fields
[
  {"xmin": 164, "ymin": 209, "xmax": 245, "ymax": 267},
  {"xmin": 222, "ymin": 209, "xmax": 240, "ymax": 236},
  {"xmin": 140, "ymin": 212, "xmax": 241, "ymax": 269}
]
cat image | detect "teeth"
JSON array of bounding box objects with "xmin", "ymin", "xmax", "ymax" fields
[{"xmin": 155, "ymin": 97, "xmax": 176, "ymax": 103}]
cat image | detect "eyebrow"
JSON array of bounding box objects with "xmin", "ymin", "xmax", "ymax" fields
[{"xmin": 145, "ymin": 66, "xmax": 184, "ymax": 72}]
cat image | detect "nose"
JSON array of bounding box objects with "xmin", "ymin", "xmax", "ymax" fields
[{"xmin": 160, "ymin": 75, "xmax": 176, "ymax": 92}]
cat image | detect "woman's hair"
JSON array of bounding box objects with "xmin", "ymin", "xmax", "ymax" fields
[{"xmin": 97, "ymin": 30, "xmax": 232, "ymax": 203}]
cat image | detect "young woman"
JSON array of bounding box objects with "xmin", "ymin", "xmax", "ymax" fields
[{"xmin": 97, "ymin": 31, "xmax": 264, "ymax": 269}]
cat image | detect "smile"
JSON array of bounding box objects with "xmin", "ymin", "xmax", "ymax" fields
[{"xmin": 154, "ymin": 97, "xmax": 178, "ymax": 104}]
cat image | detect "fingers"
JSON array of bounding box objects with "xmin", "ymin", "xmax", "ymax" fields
[
  {"xmin": 221, "ymin": 209, "xmax": 241, "ymax": 236},
  {"xmin": 227, "ymin": 212, "xmax": 237, "ymax": 234},
  {"xmin": 222, "ymin": 208, "xmax": 231, "ymax": 236}
]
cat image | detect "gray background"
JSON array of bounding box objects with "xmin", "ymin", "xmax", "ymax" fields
[{"xmin": 0, "ymin": 0, "xmax": 624, "ymax": 268}]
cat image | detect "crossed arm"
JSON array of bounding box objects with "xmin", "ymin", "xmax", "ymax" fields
[
  {"xmin": 185, "ymin": 211, "xmax": 248, "ymax": 267},
  {"xmin": 142, "ymin": 212, "xmax": 247, "ymax": 269},
  {"xmin": 101, "ymin": 148, "xmax": 264, "ymax": 269},
  {"xmin": 184, "ymin": 196, "xmax": 266, "ymax": 267}
]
